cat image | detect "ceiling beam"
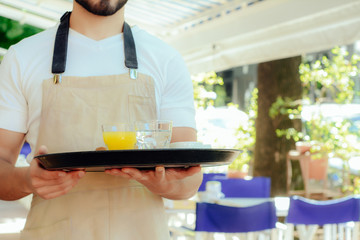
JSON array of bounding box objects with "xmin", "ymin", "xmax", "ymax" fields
[
  {"xmin": 167, "ymin": 0, "xmax": 249, "ymax": 33},
  {"xmin": 0, "ymin": 0, "xmax": 64, "ymax": 20},
  {"xmin": 0, "ymin": 3, "xmax": 57, "ymax": 29}
]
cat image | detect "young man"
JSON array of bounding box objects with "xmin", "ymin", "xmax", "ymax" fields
[{"xmin": 0, "ymin": 0, "xmax": 202, "ymax": 239}]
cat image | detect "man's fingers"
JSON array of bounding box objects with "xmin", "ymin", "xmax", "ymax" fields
[
  {"xmin": 32, "ymin": 171, "xmax": 85, "ymax": 199},
  {"xmin": 122, "ymin": 168, "xmax": 147, "ymax": 180},
  {"xmin": 33, "ymin": 171, "xmax": 84, "ymax": 187},
  {"xmin": 29, "ymin": 146, "xmax": 85, "ymax": 199},
  {"xmin": 184, "ymin": 166, "xmax": 202, "ymax": 175},
  {"xmin": 37, "ymin": 184, "xmax": 75, "ymax": 200},
  {"xmin": 105, "ymin": 169, "xmax": 130, "ymax": 178},
  {"xmin": 32, "ymin": 156, "xmax": 85, "ymax": 181},
  {"xmin": 68, "ymin": 170, "xmax": 86, "ymax": 179},
  {"xmin": 154, "ymin": 166, "xmax": 165, "ymax": 179},
  {"xmin": 34, "ymin": 166, "xmax": 67, "ymax": 180},
  {"xmin": 31, "ymin": 158, "xmax": 65, "ymax": 179},
  {"xmin": 165, "ymin": 166, "xmax": 201, "ymax": 179},
  {"xmin": 37, "ymin": 145, "xmax": 48, "ymax": 155},
  {"xmin": 32, "ymin": 145, "xmax": 48, "ymax": 170}
]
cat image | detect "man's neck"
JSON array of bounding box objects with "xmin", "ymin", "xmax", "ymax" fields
[{"xmin": 70, "ymin": 2, "xmax": 125, "ymax": 41}]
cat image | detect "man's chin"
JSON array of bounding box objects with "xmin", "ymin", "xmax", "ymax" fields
[{"xmin": 75, "ymin": 0, "xmax": 127, "ymax": 16}]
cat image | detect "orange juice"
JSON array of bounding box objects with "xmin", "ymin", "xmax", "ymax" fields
[{"xmin": 103, "ymin": 131, "xmax": 136, "ymax": 150}]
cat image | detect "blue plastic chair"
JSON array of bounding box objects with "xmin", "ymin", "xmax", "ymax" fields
[
  {"xmin": 216, "ymin": 177, "xmax": 271, "ymax": 198},
  {"xmin": 195, "ymin": 201, "xmax": 278, "ymax": 239},
  {"xmin": 20, "ymin": 142, "xmax": 31, "ymax": 157},
  {"xmin": 285, "ymin": 195, "xmax": 360, "ymax": 240}
]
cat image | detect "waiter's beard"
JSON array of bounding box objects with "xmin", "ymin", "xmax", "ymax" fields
[{"xmin": 75, "ymin": 0, "xmax": 128, "ymax": 16}]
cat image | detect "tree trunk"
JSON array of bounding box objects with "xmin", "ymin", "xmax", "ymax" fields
[{"xmin": 254, "ymin": 56, "xmax": 302, "ymax": 196}]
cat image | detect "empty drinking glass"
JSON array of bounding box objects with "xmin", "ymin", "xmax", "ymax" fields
[{"xmin": 135, "ymin": 120, "xmax": 172, "ymax": 149}]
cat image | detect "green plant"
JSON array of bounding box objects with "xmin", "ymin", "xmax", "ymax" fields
[
  {"xmin": 192, "ymin": 71, "xmax": 244, "ymax": 173},
  {"xmin": 0, "ymin": 16, "xmax": 43, "ymax": 50},
  {"xmin": 300, "ymin": 47, "xmax": 360, "ymax": 158},
  {"xmin": 300, "ymin": 47, "xmax": 360, "ymax": 104},
  {"xmin": 270, "ymin": 46, "xmax": 360, "ymax": 194},
  {"xmin": 304, "ymin": 115, "xmax": 360, "ymax": 160},
  {"xmin": 228, "ymin": 88, "xmax": 258, "ymax": 172},
  {"xmin": 192, "ymin": 71, "xmax": 257, "ymax": 173},
  {"xmin": 269, "ymin": 96, "xmax": 303, "ymax": 142},
  {"xmin": 192, "ymin": 71, "xmax": 225, "ymax": 109}
]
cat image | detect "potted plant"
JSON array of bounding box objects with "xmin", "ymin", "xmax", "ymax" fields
[{"xmin": 271, "ymin": 46, "xmax": 360, "ymax": 194}]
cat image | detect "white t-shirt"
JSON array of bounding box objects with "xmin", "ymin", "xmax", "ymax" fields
[{"xmin": 0, "ymin": 25, "xmax": 196, "ymax": 160}]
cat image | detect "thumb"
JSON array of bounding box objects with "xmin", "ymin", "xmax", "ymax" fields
[{"xmin": 37, "ymin": 145, "xmax": 48, "ymax": 155}]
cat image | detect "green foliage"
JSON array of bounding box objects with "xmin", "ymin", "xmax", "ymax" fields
[
  {"xmin": 300, "ymin": 47, "xmax": 360, "ymax": 161},
  {"xmin": 192, "ymin": 71, "xmax": 255, "ymax": 172},
  {"xmin": 269, "ymin": 46, "xmax": 360, "ymax": 194},
  {"xmin": 229, "ymin": 88, "xmax": 258, "ymax": 171},
  {"xmin": 269, "ymin": 97, "xmax": 302, "ymax": 120},
  {"xmin": 269, "ymin": 96, "xmax": 303, "ymax": 142},
  {"xmin": 0, "ymin": 16, "xmax": 43, "ymax": 50},
  {"xmin": 275, "ymin": 128, "xmax": 303, "ymax": 142},
  {"xmin": 349, "ymin": 176, "xmax": 360, "ymax": 194},
  {"xmin": 304, "ymin": 115, "xmax": 360, "ymax": 161},
  {"xmin": 192, "ymin": 71, "xmax": 224, "ymax": 109},
  {"xmin": 300, "ymin": 47, "xmax": 360, "ymax": 104},
  {"xmin": 270, "ymin": 46, "xmax": 360, "ymax": 146}
]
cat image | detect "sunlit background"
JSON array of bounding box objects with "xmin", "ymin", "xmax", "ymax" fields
[{"xmin": 1, "ymin": 0, "xmax": 360, "ymax": 239}]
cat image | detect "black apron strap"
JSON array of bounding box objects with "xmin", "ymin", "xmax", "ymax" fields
[
  {"xmin": 51, "ymin": 11, "xmax": 138, "ymax": 84},
  {"xmin": 52, "ymin": 11, "xmax": 71, "ymax": 84},
  {"xmin": 123, "ymin": 22, "xmax": 138, "ymax": 79}
]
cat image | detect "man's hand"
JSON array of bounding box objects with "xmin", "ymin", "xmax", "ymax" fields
[
  {"xmin": 105, "ymin": 127, "xmax": 202, "ymax": 199},
  {"xmin": 27, "ymin": 145, "xmax": 86, "ymax": 200},
  {"xmin": 105, "ymin": 166, "xmax": 202, "ymax": 199}
]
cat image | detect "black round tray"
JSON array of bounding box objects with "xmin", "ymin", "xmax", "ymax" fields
[{"xmin": 35, "ymin": 148, "xmax": 240, "ymax": 171}]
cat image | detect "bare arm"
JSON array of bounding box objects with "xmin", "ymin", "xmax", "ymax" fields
[
  {"xmin": 171, "ymin": 126, "xmax": 197, "ymax": 143},
  {"xmin": 0, "ymin": 128, "xmax": 85, "ymax": 201},
  {"xmin": 106, "ymin": 127, "xmax": 203, "ymax": 200},
  {"xmin": 0, "ymin": 128, "xmax": 30, "ymax": 200}
]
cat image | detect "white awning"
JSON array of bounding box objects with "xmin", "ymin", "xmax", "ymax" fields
[
  {"xmin": 1, "ymin": 0, "xmax": 360, "ymax": 74},
  {"xmin": 164, "ymin": 0, "xmax": 360, "ymax": 73}
]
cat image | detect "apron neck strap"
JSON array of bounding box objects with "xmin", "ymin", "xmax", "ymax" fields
[
  {"xmin": 52, "ymin": 11, "xmax": 70, "ymax": 84},
  {"xmin": 123, "ymin": 22, "xmax": 138, "ymax": 80},
  {"xmin": 51, "ymin": 11, "xmax": 138, "ymax": 84}
]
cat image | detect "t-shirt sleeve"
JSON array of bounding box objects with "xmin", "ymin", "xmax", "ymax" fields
[
  {"xmin": 160, "ymin": 51, "xmax": 197, "ymax": 130},
  {"xmin": 0, "ymin": 47, "xmax": 28, "ymax": 133}
]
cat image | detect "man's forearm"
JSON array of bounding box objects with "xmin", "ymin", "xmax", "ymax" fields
[{"xmin": 0, "ymin": 161, "xmax": 32, "ymax": 200}]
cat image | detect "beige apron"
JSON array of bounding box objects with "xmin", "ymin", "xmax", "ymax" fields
[
  {"xmin": 20, "ymin": 12, "xmax": 170, "ymax": 240},
  {"xmin": 21, "ymin": 74, "xmax": 170, "ymax": 240}
]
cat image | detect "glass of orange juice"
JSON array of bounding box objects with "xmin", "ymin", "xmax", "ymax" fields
[{"xmin": 102, "ymin": 123, "xmax": 136, "ymax": 150}]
